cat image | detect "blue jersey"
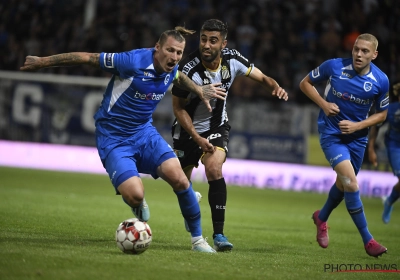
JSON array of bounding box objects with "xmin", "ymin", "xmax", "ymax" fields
[
  {"xmin": 94, "ymin": 48, "xmax": 178, "ymax": 139},
  {"xmin": 309, "ymin": 58, "xmax": 389, "ymax": 139},
  {"xmin": 385, "ymin": 101, "xmax": 400, "ymax": 145}
]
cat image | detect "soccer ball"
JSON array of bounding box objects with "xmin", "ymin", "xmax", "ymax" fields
[{"xmin": 115, "ymin": 218, "xmax": 152, "ymax": 254}]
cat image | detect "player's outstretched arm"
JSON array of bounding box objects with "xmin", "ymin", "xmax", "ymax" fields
[
  {"xmin": 20, "ymin": 53, "xmax": 100, "ymax": 71},
  {"xmin": 174, "ymin": 71, "xmax": 226, "ymax": 112},
  {"xmin": 248, "ymin": 67, "xmax": 288, "ymax": 101}
]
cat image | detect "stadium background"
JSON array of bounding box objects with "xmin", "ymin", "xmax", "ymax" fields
[{"xmin": 0, "ymin": 0, "xmax": 398, "ymax": 194}]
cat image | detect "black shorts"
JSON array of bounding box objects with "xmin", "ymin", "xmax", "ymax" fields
[{"xmin": 173, "ymin": 123, "xmax": 231, "ymax": 169}]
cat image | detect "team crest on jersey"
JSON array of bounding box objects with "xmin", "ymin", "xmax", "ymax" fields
[
  {"xmin": 164, "ymin": 74, "xmax": 170, "ymax": 85},
  {"xmin": 364, "ymin": 82, "xmax": 373, "ymax": 92},
  {"xmin": 221, "ymin": 65, "xmax": 230, "ymax": 80}
]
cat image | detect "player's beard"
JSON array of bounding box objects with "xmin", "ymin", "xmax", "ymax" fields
[{"xmin": 201, "ymin": 49, "xmax": 220, "ymax": 63}]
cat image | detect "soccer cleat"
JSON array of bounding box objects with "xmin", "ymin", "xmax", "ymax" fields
[
  {"xmin": 312, "ymin": 210, "xmax": 329, "ymax": 248},
  {"xmin": 192, "ymin": 237, "xmax": 216, "ymax": 253},
  {"xmin": 184, "ymin": 191, "xmax": 202, "ymax": 232},
  {"xmin": 131, "ymin": 198, "xmax": 150, "ymax": 222},
  {"xmin": 365, "ymin": 239, "xmax": 387, "ymax": 258},
  {"xmin": 382, "ymin": 196, "xmax": 393, "ymax": 224},
  {"xmin": 213, "ymin": 234, "xmax": 233, "ymax": 252}
]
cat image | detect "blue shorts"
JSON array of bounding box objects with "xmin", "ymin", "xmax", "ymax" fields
[
  {"xmin": 320, "ymin": 133, "xmax": 367, "ymax": 175},
  {"xmin": 385, "ymin": 137, "xmax": 400, "ymax": 177},
  {"xmin": 96, "ymin": 124, "xmax": 176, "ymax": 190}
]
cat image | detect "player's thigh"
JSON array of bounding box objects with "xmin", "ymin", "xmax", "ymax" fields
[
  {"xmin": 320, "ymin": 134, "xmax": 351, "ymax": 169},
  {"xmin": 334, "ymin": 160, "xmax": 357, "ymax": 189},
  {"xmin": 117, "ymin": 176, "xmax": 145, "ymax": 201},
  {"xmin": 173, "ymin": 137, "xmax": 203, "ymax": 170},
  {"xmin": 202, "ymin": 149, "xmax": 226, "ymax": 179},
  {"xmin": 157, "ymin": 157, "xmax": 189, "ymax": 191},
  {"xmin": 104, "ymin": 145, "xmax": 140, "ymax": 193}
]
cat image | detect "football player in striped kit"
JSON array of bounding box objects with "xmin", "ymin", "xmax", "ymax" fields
[{"xmin": 170, "ymin": 19, "xmax": 288, "ymax": 251}]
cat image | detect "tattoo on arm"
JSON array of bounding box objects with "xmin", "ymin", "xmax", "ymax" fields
[
  {"xmin": 46, "ymin": 53, "xmax": 100, "ymax": 68},
  {"xmin": 174, "ymin": 71, "xmax": 199, "ymax": 93}
]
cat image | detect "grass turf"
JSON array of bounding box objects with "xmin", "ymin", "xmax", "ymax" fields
[{"xmin": 0, "ymin": 166, "xmax": 399, "ymax": 280}]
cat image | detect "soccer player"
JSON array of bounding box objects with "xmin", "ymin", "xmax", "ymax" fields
[
  {"xmin": 299, "ymin": 33, "xmax": 389, "ymax": 257},
  {"xmin": 368, "ymin": 82, "xmax": 400, "ymax": 224},
  {"xmin": 170, "ymin": 19, "xmax": 288, "ymax": 251},
  {"xmin": 20, "ymin": 26, "xmax": 227, "ymax": 253}
]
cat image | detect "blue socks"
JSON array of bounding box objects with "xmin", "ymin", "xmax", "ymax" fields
[
  {"xmin": 387, "ymin": 189, "xmax": 400, "ymax": 205},
  {"xmin": 344, "ymin": 190, "xmax": 373, "ymax": 245},
  {"xmin": 175, "ymin": 183, "xmax": 202, "ymax": 237},
  {"xmin": 319, "ymin": 184, "xmax": 344, "ymax": 222}
]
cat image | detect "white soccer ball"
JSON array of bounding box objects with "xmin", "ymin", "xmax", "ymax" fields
[{"xmin": 115, "ymin": 218, "xmax": 152, "ymax": 254}]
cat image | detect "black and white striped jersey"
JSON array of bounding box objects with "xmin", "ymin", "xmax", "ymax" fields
[{"xmin": 171, "ymin": 48, "xmax": 254, "ymax": 141}]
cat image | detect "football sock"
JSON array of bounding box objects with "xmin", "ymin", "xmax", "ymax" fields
[
  {"xmin": 208, "ymin": 178, "xmax": 227, "ymax": 236},
  {"xmin": 344, "ymin": 191, "xmax": 373, "ymax": 245},
  {"xmin": 387, "ymin": 188, "xmax": 400, "ymax": 205},
  {"xmin": 191, "ymin": 236, "xmax": 202, "ymax": 244},
  {"xmin": 175, "ymin": 183, "xmax": 202, "ymax": 237},
  {"xmin": 319, "ymin": 184, "xmax": 344, "ymax": 222}
]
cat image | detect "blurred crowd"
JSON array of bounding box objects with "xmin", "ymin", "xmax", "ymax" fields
[{"xmin": 1, "ymin": 0, "xmax": 399, "ymax": 104}]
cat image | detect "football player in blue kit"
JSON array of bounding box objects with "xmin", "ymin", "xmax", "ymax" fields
[
  {"xmin": 299, "ymin": 33, "xmax": 389, "ymax": 257},
  {"xmin": 368, "ymin": 82, "xmax": 400, "ymax": 224},
  {"xmin": 20, "ymin": 26, "xmax": 227, "ymax": 253}
]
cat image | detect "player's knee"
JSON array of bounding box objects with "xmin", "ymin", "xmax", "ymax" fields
[
  {"xmin": 204, "ymin": 165, "xmax": 222, "ymax": 180},
  {"xmin": 122, "ymin": 192, "xmax": 144, "ymax": 208},
  {"xmin": 337, "ymin": 174, "xmax": 358, "ymax": 191},
  {"xmin": 169, "ymin": 174, "xmax": 190, "ymax": 191}
]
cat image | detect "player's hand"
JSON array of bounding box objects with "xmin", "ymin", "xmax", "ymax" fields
[
  {"xmin": 271, "ymin": 86, "xmax": 288, "ymax": 101},
  {"xmin": 338, "ymin": 120, "xmax": 360, "ymax": 134},
  {"xmin": 20, "ymin": 56, "xmax": 42, "ymax": 71},
  {"xmin": 200, "ymin": 83, "xmax": 226, "ymax": 112},
  {"xmin": 322, "ymin": 102, "xmax": 340, "ymax": 117},
  {"xmin": 195, "ymin": 137, "xmax": 215, "ymax": 154}
]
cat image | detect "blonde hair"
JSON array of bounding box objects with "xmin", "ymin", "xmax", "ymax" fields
[
  {"xmin": 356, "ymin": 33, "xmax": 378, "ymax": 51},
  {"xmin": 158, "ymin": 26, "xmax": 196, "ymax": 46}
]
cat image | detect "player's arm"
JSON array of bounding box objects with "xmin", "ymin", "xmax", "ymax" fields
[
  {"xmin": 20, "ymin": 53, "xmax": 100, "ymax": 71},
  {"xmin": 172, "ymin": 95, "xmax": 214, "ymax": 153},
  {"xmin": 299, "ymin": 75, "xmax": 340, "ymax": 116},
  {"xmin": 248, "ymin": 67, "xmax": 288, "ymax": 101},
  {"xmin": 368, "ymin": 124, "xmax": 379, "ymax": 167},
  {"xmin": 339, "ymin": 109, "xmax": 387, "ymax": 135},
  {"xmin": 173, "ymin": 71, "xmax": 226, "ymax": 112}
]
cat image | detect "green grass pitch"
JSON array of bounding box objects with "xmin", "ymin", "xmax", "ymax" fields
[{"xmin": 0, "ymin": 166, "xmax": 399, "ymax": 280}]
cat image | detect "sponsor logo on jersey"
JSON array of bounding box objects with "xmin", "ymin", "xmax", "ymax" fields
[
  {"xmin": 134, "ymin": 91, "xmax": 165, "ymax": 101},
  {"xmin": 203, "ymin": 78, "xmax": 210, "ymax": 84},
  {"xmin": 143, "ymin": 71, "xmax": 154, "ymax": 77},
  {"xmin": 339, "ymin": 72, "xmax": 352, "ymax": 79},
  {"xmin": 207, "ymin": 133, "xmax": 222, "ymax": 140},
  {"xmin": 312, "ymin": 67, "xmax": 320, "ymax": 78},
  {"xmin": 363, "ymin": 82, "xmax": 373, "ymax": 92},
  {"xmin": 105, "ymin": 53, "xmax": 114, "ymax": 68},
  {"xmin": 164, "ymin": 74, "xmax": 170, "ymax": 85},
  {"xmin": 221, "ymin": 65, "xmax": 230, "ymax": 80},
  {"xmin": 182, "ymin": 57, "xmax": 200, "ymax": 75},
  {"xmin": 332, "ymin": 87, "xmax": 370, "ymax": 105}
]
